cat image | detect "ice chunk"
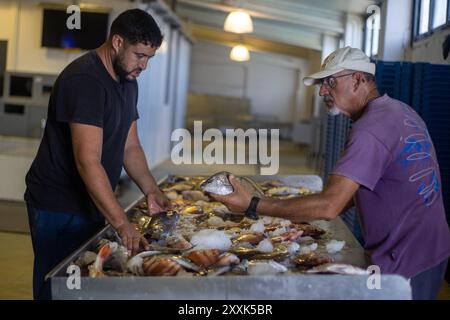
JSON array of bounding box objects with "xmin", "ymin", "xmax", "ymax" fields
[
  {"xmin": 262, "ymin": 216, "xmax": 284, "ymax": 225},
  {"xmin": 269, "ymin": 227, "xmax": 287, "ymax": 237},
  {"xmin": 326, "ymin": 240, "xmax": 345, "ymax": 254},
  {"xmin": 279, "ymin": 219, "xmax": 292, "ymax": 227},
  {"xmin": 287, "ymin": 242, "xmax": 300, "ymax": 255},
  {"xmin": 250, "ymin": 220, "xmax": 265, "ymax": 233},
  {"xmin": 261, "ymin": 216, "xmax": 274, "ymax": 225},
  {"xmin": 190, "ymin": 229, "xmax": 232, "ymax": 251},
  {"xmin": 255, "ymin": 239, "xmax": 274, "ymax": 253},
  {"xmin": 299, "ymin": 242, "xmax": 318, "ymax": 254}
]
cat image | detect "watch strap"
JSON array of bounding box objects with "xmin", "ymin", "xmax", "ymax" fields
[{"xmin": 245, "ymin": 196, "xmax": 260, "ymax": 220}]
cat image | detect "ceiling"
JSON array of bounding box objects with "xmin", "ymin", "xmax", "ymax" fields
[{"xmin": 167, "ymin": 0, "xmax": 377, "ymax": 52}]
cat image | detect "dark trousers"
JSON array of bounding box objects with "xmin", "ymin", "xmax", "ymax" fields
[
  {"xmin": 27, "ymin": 205, "xmax": 104, "ymax": 300},
  {"xmin": 410, "ymin": 257, "xmax": 449, "ymax": 300}
]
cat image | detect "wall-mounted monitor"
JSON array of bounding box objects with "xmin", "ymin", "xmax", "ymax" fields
[
  {"xmin": 9, "ymin": 75, "xmax": 33, "ymax": 98},
  {"xmin": 4, "ymin": 103, "xmax": 25, "ymax": 115},
  {"xmin": 41, "ymin": 8, "xmax": 109, "ymax": 50}
]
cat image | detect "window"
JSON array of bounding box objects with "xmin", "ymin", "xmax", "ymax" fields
[
  {"xmin": 365, "ymin": 5, "xmax": 381, "ymax": 57},
  {"xmin": 414, "ymin": 0, "xmax": 450, "ymax": 40},
  {"xmin": 433, "ymin": 0, "xmax": 448, "ymax": 27},
  {"xmin": 419, "ymin": 0, "xmax": 431, "ymax": 34}
]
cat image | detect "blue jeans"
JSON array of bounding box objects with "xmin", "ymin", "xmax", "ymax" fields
[
  {"xmin": 410, "ymin": 257, "xmax": 449, "ymax": 300},
  {"xmin": 27, "ymin": 205, "xmax": 104, "ymax": 300}
]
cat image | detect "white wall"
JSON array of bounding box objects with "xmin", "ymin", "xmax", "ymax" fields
[
  {"xmin": 189, "ymin": 41, "xmax": 315, "ymax": 123},
  {"xmin": 172, "ymin": 36, "xmax": 191, "ymax": 131},
  {"xmin": 378, "ymin": 0, "xmax": 413, "ymax": 61},
  {"xmin": 0, "ymin": 0, "xmax": 136, "ymax": 74}
]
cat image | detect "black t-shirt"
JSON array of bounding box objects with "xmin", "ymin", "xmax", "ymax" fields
[{"xmin": 25, "ymin": 51, "xmax": 139, "ymax": 220}]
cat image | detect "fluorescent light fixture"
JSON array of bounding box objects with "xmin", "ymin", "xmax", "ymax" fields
[{"xmin": 224, "ymin": 11, "xmax": 253, "ymax": 34}]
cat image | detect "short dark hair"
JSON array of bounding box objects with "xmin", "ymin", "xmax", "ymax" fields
[{"xmin": 109, "ymin": 9, "xmax": 163, "ymax": 48}]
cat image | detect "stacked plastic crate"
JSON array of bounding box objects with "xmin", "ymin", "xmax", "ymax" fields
[
  {"xmin": 323, "ymin": 114, "xmax": 352, "ymax": 179},
  {"xmin": 399, "ymin": 62, "xmax": 414, "ymax": 106},
  {"xmin": 375, "ymin": 61, "xmax": 402, "ymax": 99},
  {"xmin": 411, "ymin": 62, "xmax": 427, "ymax": 115},
  {"xmin": 416, "ymin": 64, "xmax": 450, "ymax": 224}
]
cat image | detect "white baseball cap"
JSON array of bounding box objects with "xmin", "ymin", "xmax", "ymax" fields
[{"xmin": 303, "ymin": 46, "xmax": 376, "ymax": 86}]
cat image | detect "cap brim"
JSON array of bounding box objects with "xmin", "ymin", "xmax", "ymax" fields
[{"xmin": 303, "ymin": 68, "xmax": 344, "ymax": 86}]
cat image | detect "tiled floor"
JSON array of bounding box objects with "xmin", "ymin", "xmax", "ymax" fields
[{"xmin": 0, "ymin": 141, "xmax": 449, "ymax": 300}]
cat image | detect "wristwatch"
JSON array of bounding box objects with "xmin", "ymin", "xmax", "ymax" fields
[{"xmin": 245, "ymin": 196, "xmax": 260, "ymax": 220}]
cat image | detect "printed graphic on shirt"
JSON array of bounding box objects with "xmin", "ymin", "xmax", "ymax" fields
[{"xmin": 396, "ymin": 105, "xmax": 440, "ymax": 207}]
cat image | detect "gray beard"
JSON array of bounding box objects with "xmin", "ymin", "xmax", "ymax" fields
[{"xmin": 328, "ymin": 105, "xmax": 342, "ymax": 116}]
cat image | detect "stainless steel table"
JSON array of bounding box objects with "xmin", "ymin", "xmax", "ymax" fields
[{"xmin": 47, "ymin": 175, "xmax": 412, "ymax": 300}]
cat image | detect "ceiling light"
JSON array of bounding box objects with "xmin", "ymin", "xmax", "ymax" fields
[
  {"xmin": 230, "ymin": 45, "xmax": 250, "ymax": 62},
  {"xmin": 224, "ymin": 10, "xmax": 253, "ymax": 34}
]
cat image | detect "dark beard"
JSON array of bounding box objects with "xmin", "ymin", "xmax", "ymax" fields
[{"xmin": 113, "ymin": 56, "xmax": 131, "ymax": 82}]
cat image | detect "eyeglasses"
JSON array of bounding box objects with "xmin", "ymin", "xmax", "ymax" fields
[{"xmin": 320, "ymin": 72, "xmax": 355, "ymax": 89}]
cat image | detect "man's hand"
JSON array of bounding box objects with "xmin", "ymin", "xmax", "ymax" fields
[
  {"xmin": 115, "ymin": 221, "xmax": 150, "ymax": 255},
  {"xmin": 146, "ymin": 188, "xmax": 171, "ymax": 215},
  {"xmin": 209, "ymin": 175, "xmax": 252, "ymax": 213}
]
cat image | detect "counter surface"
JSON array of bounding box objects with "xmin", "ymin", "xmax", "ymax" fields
[{"xmin": 48, "ymin": 174, "xmax": 411, "ymax": 300}]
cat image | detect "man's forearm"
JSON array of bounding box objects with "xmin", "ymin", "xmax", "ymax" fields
[
  {"xmin": 257, "ymin": 193, "xmax": 338, "ymax": 222},
  {"xmin": 123, "ymin": 145, "xmax": 159, "ymax": 195},
  {"xmin": 76, "ymin": 160, "xmax": 128, "ymax": 228}
]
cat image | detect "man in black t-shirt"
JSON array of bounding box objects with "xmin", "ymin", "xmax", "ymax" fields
[{"xmin": 24, "ymin": 9, "xmax": 168, "ymax": 299}]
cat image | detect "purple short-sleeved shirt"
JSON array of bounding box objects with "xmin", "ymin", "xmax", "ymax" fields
[{"xmin": 333, "ymin": 94, "xmax": 450, "ymax": 278}]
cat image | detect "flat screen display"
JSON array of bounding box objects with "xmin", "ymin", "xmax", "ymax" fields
[{"xmin": 41, "ymin": 9, "xmax": 109, "ymax": 50}]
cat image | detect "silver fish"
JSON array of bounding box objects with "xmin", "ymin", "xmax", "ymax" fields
[
  {"xmin": 200, "ymin": 171, "xmax": 265, "ymax": 197},
  {"xmin": 146, "ymin": 211, "xmax": 180, "ymax": 240}
]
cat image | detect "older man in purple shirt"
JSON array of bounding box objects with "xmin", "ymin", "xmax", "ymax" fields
[{"xmin": 213, "ymin": 46, "xmax": 450, "ymax": 300}]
